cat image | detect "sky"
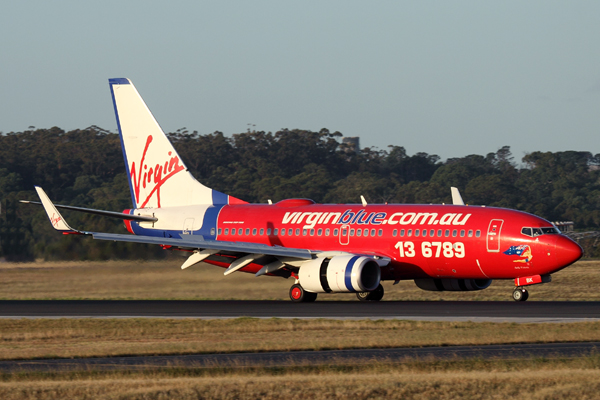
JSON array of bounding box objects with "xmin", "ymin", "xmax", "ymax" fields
[{"xmin": 1, "ymin": 1, "xmax": 599, "ymax": 161}]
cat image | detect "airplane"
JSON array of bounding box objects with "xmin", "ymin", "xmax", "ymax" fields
[{"xmin": 24, "ymin": 78, "xmax": 583, "ymax": 302}]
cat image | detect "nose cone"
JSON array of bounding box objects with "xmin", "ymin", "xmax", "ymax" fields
[{"xmin": 555, "ymin": 235, "xmax": 583, "ymax": 268}]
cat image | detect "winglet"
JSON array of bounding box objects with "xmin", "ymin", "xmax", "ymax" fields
[
  {"xmin": 35, "ymin": 186, "xmax": 78, "ymax": 233},
  {"xmin": 450, "ymin": 187, "xmax": 465, "ymax": 206}
]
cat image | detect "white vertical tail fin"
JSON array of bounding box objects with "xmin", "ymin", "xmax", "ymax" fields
[{"xmin": 109, "ymin": 78, "xmax": 245, "ymax": 208}]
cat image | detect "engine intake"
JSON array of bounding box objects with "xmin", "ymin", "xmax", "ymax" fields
[
  {"xmin": 414, "ymin": 278, "xmax": 492, "ymax": 292},
  {"xmin": 299, "ymin": 255, "xmax": 381, "ymax": 293}
]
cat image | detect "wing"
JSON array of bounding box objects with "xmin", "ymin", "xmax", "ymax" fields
[{"xmin": 32, "ymin": 186, "xmax": 390, "ymax": 277}]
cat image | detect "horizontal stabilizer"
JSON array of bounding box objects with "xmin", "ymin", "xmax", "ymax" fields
[{"xmin": 20, "ymin": 200, "xmax": 157, "ymax": 222}]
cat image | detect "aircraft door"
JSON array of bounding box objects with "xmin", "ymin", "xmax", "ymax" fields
[
  {"xmin": 339, "ymin": 224, "xmax": 350, "ymax": 245},
  {"xmin": 486, "ymin": 219, "xmax": 503, "ymax": 252}
]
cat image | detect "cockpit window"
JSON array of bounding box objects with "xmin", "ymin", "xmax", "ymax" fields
[
  {"xmin": 541, "ymin": 227, "xmax": 558, "ymax": 234},
  {"xmin": 521, "ymin": 226, "xmax": 558, "ymax": 237}
]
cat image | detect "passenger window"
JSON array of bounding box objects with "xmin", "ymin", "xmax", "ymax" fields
[
  {"xmin": 378, "ymin": 229, "xmax": 382, "ymax": 236},
  {"xmin": 437, "ymin": 229, "xmax": 442, "ymax": 237},
  {"xmin": 430, "ymin": 229, "xmax": 435, "ymax": 237},
  {"xmin": 318, "ymin": 228, "xmax": 322, "ymax": 236},
  {"xmin": 245, "ymin": 228, "xmax": 250, "ymax": 235},
  {"xmin": 252, "ymin": 228, "xmax": 257, "ymax": 235},
  {"xmin": 371, "ymin": 229, "xmax": 376, "ymax": 236},
  {"xmin": 452, "ymin": 229, "xmax": 457, "ymax": 237},
  {"xmin": 414, "ymin": 229, "xmax": 420, "ymax": 237},
  {"xmin": 326, "ymin": 228, "xmax": 330, "ymax": 236},
  {"xmin": 400, "ymin": 229, "xmax": 405, "ymax": 237},
  {"xmin": 393, "ymin": 229, "xmax": 398, "ymax": 237},
  {"xmin": 476, "ymin": 230, "xmax": 481, "ymax": 237},
  {"xmin": 225, "ymin": 228, "xmax": 229, "ymax": 235},
  {"xmin": 334, "ymin": 229, "xmax": 339, "ymax": 236},
  {"xmin": 350, "ymin": 229, "xmax": 355, "ymax": 236},
  {"xmin": 296, "ymin": 229, "xmax": 300, "ymax": 236},
  {"xmin": 444, "ymin": 229, "xmax": 450, "ymax": 237},
  {"xmin": 460, "ymin": 230, "xmax": 465, "ymax": 237},
  {"xmin": 273, "ymin": 228, "xmax": 277, "ymax": 235},
  {"xmin": 302, "ymin": 229, "xmax": 307, "ymax": 236},
  {"xmin": 468, "ymin": 230, "xmax": 473, "ymax": 237},
  {"xmin": 408, "ymin": 229, "xmax": 412, "ymax": 237},
  {"xmin": 357, "ymin": 229, "xmax": 362, "ymax": 237},
  {"xmin": 364, "ymin": 229, "xmax": 369, "ymax": 237},
  {"xmin": 211, "ymin": 228, "xmax": 215, "ymax": 236},
  {"xmin": 422, "ymin": 230, "xmax": 427, "ymax": 238},
  {"xmin": 310, "ymin": 229, "xmax": 315, "ymax": 236},
  {"xmin": 260, "ymin": 228, "xmax": 264, "ymax": 235},
  {"xmin": 280, "ymin": 229, "xmax": 285, "ymax": 237},
  {"xmin": 288, "ymin": 228, "xmax": 293, "ymax": 235},
  {"xmin": 238, "ymin": 228, "xmax": 243, "ymax": 235},
  {"xmin": 218, "ymin": 228, "xmax": 222, "ymax": 235}
]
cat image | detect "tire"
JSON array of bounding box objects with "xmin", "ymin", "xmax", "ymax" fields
[
  {"xmin": 289, "ymin": 284, "xmax": 317, "ymax": 303},
  {"xmin": 356, "ymin": 284, "xmax": 384, "ymax": 302},
  {"xmin": 512, "ymin": 288, "xmax": 528, "ymax": 302}
]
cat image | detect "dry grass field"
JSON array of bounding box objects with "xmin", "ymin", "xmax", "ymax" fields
[
  {"xmin": 2, "ymin": 318, "xmax": 600, "ymax": 360},
  {"xmin": 0, "ymin": 259, "xmax": 599, "ymax": 301},
  {"xmin": 1, "ymin": 358, "xmax": 600, "ymax": 399},
  {"xmin": 1, "ymin": 259, "xmax": 599, "ymax": 399}
]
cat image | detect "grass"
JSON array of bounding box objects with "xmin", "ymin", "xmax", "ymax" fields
[
  {"xmin": 1, "ymin": 357, "xmax": 600, "ymax": 399},
  {"xmin": 0, "ymin": 259, "xmax": 599, "ymax": 301},
  {"xmin": 1, "ymin": 318, "xmax": 600, "ymax": 361},
  {"xmin": 1, "ymin": 259, "xmax": 599, "ymax": 398}
]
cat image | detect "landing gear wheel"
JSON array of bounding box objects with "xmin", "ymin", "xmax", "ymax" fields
[
  {"xmin": 289, "ymin": 284, "xmax": 317, "ymax": 303},
  {"xmin": 512, "ymin": 288, "xmax": 529, "ymax": 302},
  {"xmin": 356, "ymin": 284, "xmax": 384, "ymax": 302}
]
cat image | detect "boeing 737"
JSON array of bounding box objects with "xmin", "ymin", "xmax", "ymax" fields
[{"xmin": 25, "ymin": 78, "xmax": 583, "ymax": 302}]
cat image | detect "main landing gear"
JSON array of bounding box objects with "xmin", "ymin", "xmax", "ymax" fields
[
  {"xmin": 512, "ymin": 288, "xmax": 529, "ymax": 302},
  {"xmin": 289, "ymin": 284, "xmax": 318, "ymax": 303},
  {"xmin": 356, "ymin": 284, "xmax": 385, "ymax": 302}
]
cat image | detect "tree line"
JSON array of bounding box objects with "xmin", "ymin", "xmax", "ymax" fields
[{"xmin": 1, "ymin": 126, "xmax": 599, "ymax": 260}]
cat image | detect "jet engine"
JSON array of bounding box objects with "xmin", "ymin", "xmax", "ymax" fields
[
  {"xmin": 414, "ymin": 278, "xmax": 492, "ymax": 291},
  {"xmin": 299, "ymin": 255, "xmax": 381, "ymax": 293}
]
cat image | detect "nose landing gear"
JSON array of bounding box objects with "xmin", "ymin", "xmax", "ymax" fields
[{"xmin": 512, "ymin": 288, "xmax": 529, "ymax": 302}]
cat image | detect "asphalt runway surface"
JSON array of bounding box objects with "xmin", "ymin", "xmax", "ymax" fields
[
  {"xmin": 0, "ymin": 300, "xmax": 599, "ymax": 322},
  {"xmin": 1, "ymin": 342, "xmax": 599, "ymax": 373}
]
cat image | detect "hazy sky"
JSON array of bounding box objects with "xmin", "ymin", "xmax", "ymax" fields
[{"xmin": 1, "ymin": 1, "xmax": 599, "ymax": 161}]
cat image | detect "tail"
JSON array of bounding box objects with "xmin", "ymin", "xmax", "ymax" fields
[{"xmin": 109, "ymin": 78, "xmax": 245, "ymax": 208}]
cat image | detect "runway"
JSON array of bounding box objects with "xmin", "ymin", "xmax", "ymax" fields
[{"xmin": 1, "ymin": 300, "xmax": 599, "ymax": 322}]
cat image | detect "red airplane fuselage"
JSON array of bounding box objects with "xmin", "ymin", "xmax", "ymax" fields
[{"xmin": 204, "ymin": 200, "xmax": 582, "ymax": 281}]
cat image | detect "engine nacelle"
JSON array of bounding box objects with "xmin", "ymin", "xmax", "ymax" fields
[
  {"xmin": 414, "ymin": 278, "xmax": 492, "ymax": 292},
  {"xmin": 299, "ymin": 255, "xmax": 381, "ymax": 293}
]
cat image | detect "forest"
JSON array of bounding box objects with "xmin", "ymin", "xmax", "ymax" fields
[{"xmin": 0, "ymin": 126, "xmax": 599, "ymax": 260}]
